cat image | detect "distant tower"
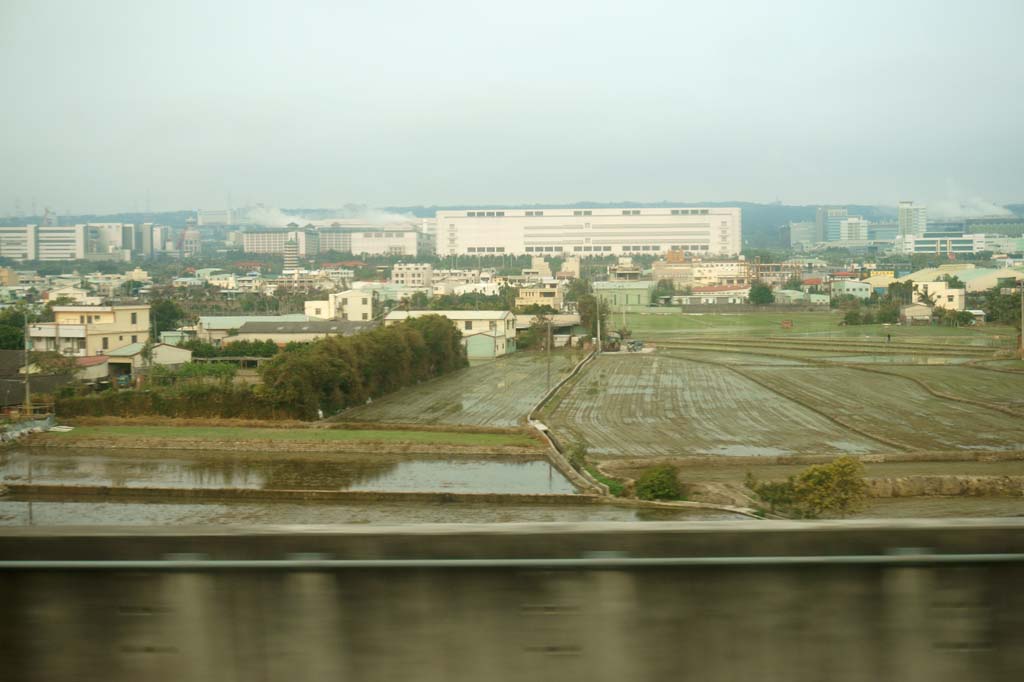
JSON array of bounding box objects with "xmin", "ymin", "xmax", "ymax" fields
[
  {"xmin": 898, "ymin": 201, "xmax": 928, "ymax": 238},
  {"xmin": 283, "ymin": 239, "xmax": 299, "ymax": 271}
]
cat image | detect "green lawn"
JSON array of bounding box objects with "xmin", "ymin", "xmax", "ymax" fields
[{"xmin": 50, "ymin": 425, "xmax": 538, "ymax": 448}]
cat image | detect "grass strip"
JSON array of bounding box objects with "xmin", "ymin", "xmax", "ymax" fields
[{"xmin": 47, "ymin": 425, "xmax": 538, "ymax": 448}]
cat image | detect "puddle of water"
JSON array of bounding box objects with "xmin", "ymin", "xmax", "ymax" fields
[
  {"xmin": 0, "ymin": 498, "xmax": 739, "ymax": 526},
  {"xmin": 0, "ymin": 450, "xmax": 575, "ymax": 495}
]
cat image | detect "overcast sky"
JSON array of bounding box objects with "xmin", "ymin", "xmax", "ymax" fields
[{"xmin": 1, "ymin": 0, "xmax": 1022, "ymax": 215}]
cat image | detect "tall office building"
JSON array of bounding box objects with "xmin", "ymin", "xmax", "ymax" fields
[
  {"xmin": 283, "ymin": 239, "xmax": 300, "ymax": 270},
  {"xmin": 839, "ymin": 217, "xmax": 870, "ymax": 241},
  {"xmin": 436, "ymin": 207, "xmax": 742, "ymax": 257},
  {"xmin": 898, "ymin": 201, "xmax": 928, "ymax": 237},
  {"xmin": 815, "ymin": 207, "xmax": 848, "ymax": 242},
  {"xmin": 787, "ymin": 221, "xmax": 818, "ymax": 247}
]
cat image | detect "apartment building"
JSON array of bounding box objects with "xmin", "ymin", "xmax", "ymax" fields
[
  {"xmin": 28, "ymin": 304, "xmax": 150, "ymax": 356},
  {"xmin": 391, "ymin": 263, "xmax": 433, "ymax": 287},
  {"xmin": 515, "ymin": 282, "xmax": 564, "ymax": 311},
  {"xmin": 304, "ymin": 289, "xmax": 380, "ymax": 321},
  {"xmin": 436, "ymin": 207, "xmax": 742, "ymax": 257},
  {"xmin": 383, "ymin": 310, "xmax": 517, "ymax": 358}
]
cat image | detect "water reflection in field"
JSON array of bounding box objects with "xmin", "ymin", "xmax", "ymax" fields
[{"xmin": 0, "ymin": 448, "xmax": 574, "ymax": 494}]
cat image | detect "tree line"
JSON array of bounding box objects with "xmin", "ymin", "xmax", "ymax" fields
[{"xmin": 56, "ymin": 315, "xmax": 467, "ymax": 420}]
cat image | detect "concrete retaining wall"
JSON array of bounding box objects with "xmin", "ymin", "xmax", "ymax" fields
[{"xmin": 2, "ymin": 520, "xmax": 1024, "ymax": 681}]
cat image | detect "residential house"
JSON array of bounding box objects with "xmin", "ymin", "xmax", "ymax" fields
[
  {"xmin": 28, "ymin": 304, "xmax": 150, "ymax": 357},
  {"xmin": 912, "ymin": 280, "xmax": 966, "ymax": 311},
  {"xmin": 304, "ymin": 289, "xmax": 380, "ymax": 321},
  {"xmin": 675, "ymin": 285, "xmax": 751, "ymax": 305},
  {"xmin": 106, "ymin": 343, "xmax": 193, "ymax": 380},
  {"xmin": 383, "ymin": 310, "xmax": 517, "ymax": 357},
  {"xmin": 900, "ymin": 303, "xmax": 933, "ymax": 325},
  {"xmin": 45, "ymin": 285, "xmax": 102, "ymax": 306},
  {"xmin": 195, "ymin": 314, "xmax": 310, "ymax": 344},
  {"xmin": 515, "ymin": 282, "xmax": 564, "ymax": 311},
  {"xmin": 593, "ymin": 281, "xmax": 655, "ymax": 313},
  {"xmin": 831, "ymin": 280, "xmax": 872, "ymax": 300}
]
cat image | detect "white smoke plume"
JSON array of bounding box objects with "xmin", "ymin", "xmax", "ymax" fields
[
  {"xmin": 238, "ymin": 204, "xmax": 417, "ymax": 227},
  {"xmin": 929, "ymin": 182, "xmax": 1013, "ymax": 218}
]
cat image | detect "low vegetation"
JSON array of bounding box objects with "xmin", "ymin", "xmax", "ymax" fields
[
  {"xmin": 745, "ymin": 456, "xmax": 868, "ymax": 518},
  {"xmin": 635, "ymin": 465, "xmax": 684, "ymax": 501}
]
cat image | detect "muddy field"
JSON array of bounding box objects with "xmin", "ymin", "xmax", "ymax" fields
[
  {"xmin": 542, "ymin": 354, "xmax": 882, "ymax": 458},
  {"xmin": 337, "ymin": 352, "xmax": 578, "ymax": 427},
  {"xmin": 545, "ymin": 328, "xmax": 1024, "ymax": 460},
  {"xmin": 870, "ymin": 365, "xmax": 1024, "ymax": 412},
  {"xmin": 742, "ymin": 364, "xmax": 1024, "ymax": 452}
]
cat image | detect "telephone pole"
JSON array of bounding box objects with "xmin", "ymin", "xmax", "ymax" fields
[
  {"xmin": 23, "ymin": 315, "xmax": 31, "ymax": 415},
  {"xmin": 546, "ymin": 317, "xmax": 552, "ymax": 390}
]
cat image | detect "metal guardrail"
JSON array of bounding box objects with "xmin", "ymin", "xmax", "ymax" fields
[{"xmin": 2, "ymin": 552, "xmax": 1024, "ymax": 571}]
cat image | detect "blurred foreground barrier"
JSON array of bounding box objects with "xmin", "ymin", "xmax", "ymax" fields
[{"xmin": 1, "ymin": 520, "xmax": 1023, "ymax": 681}]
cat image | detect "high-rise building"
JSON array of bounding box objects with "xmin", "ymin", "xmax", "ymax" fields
[
  {"xmin": 839, "ymin": 217, "xmax": 870, "ymax": 241},
  {"xmin": 898, "ymin": 201, "xmax": 928, "ymax": 237},
  {"xmin": 787, "ymin": 221, "xmax": 818, "ymax": 247},
  {"xmin": 283, "ymin": 239, "xmax": 299, "ymax": 271},
  {"xmin": 132, "ymin": 223, "xmax": 154, "ymax": 259},
  {"xmin": 436, "ymin": 207, "xmax": 741, "ymax": 257},
  {"xmin": 815, "ymin": 207, "xmax": 848, "ymax": 242},
  {"xmin": 182, "ymin": 229, "xmax": 202, "ymax": 258}
]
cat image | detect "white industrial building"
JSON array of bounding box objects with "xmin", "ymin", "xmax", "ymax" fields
[
  {"xmin": 435, "ymin": 207, "xmax": 742, "ymax": 257},
  {"xmin": 243, "ymin": 225, "xmax": 432, "ymax": 257},
  {"xmin": 0, "ymin": 224, "xmax": 88, "ymax": 260}
]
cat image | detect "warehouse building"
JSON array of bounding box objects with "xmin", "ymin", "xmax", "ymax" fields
[{"xmin": 436, "ymin": 207, "xmax": 741, "ymax": 257}]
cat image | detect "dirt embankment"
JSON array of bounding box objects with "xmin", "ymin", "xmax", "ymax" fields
[
  {"xmin": 61, "ymin": 416, "xmax": 539, "ymax": 438},
  {"xmin": 680, "ymin": 476, "xmax": 1024, "ymax": 508},
  {"xmin": 20, "ymin": 433, "xmax": 545, "ymax": 457},
  {"xmin": 867, "ymin": 476, "xmax": 1024, "ymax": 498}
]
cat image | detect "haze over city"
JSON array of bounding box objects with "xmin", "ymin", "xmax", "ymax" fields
[{"xmin": 2, "ymin": 0, "xmax": 1022, "ymax": 214}]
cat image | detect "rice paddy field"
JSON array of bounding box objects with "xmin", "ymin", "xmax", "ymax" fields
[
  {"xmin": 336, "ymin": 352, "xmax": 578, "ymax": 427},
  {"xmin": 545, "ymin": 312, "xmax": 1024, "ymax": 460}
]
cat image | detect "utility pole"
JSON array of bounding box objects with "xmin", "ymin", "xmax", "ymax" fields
[
  {"xmin": 1019, "ymin": 281, "xmax": 1023, "ymax": 359},
  {"xmin": 595, "ymin": 294, "xmax": 602, "ymax": 353},
  {"xmin": 23, "ymin": 314, "xmax": 31, "ymax": 416},
  {"xmin": 546, "ymin": 316, "xmax": 552, "ymax": 390}
]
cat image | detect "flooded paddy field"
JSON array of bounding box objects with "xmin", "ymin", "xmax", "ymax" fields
[
  {"xmin": 868, "ymin": 365, "xmax": 1024, "ymax": 411},
  {"xmin": 0, "ymin": 448, "xmax": 575, "ymax": 495},
  {"xmin": 336, "ymin": 352, "xmax": 578, "ymax": 427},
  {"xmin": 542, "ymin": 354, "xmax": 882, "ymax": 458},
  {"xmin": 743, "ymin": 365, "xmax": 1024, "ymax": 452},
  {"xmin": 0, "ymin": 496, "xmax": 736, "ymax": 526}
]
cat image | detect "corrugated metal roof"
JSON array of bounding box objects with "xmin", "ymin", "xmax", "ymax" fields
[
  {"xmin": 385, "ymin": 310, "xmax": 514, "ymax": 321},
  {"xmin": 235, "ymin": 320, "xmax": 377, "ymax": 334},
  {"xmin": 198, "ymin": 314, "xmax": 310, "ymax": 330}
]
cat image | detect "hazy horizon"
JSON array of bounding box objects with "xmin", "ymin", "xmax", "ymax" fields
[{"xmin": 2, "ymin": 1, "xmax": 1022, "ymax": 215}]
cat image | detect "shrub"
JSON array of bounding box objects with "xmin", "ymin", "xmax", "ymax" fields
[
  {"xmin": 635, "ymin": 465, "xmax": 683, "ymax": 501},
  {"xmin": 745, "ymin": 456, "xmax": 868, "ymax": 518}
]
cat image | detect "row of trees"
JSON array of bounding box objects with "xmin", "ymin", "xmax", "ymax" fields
[
  {"xmin": 258, "ymin": 314, "xmax": 467, "ymax": 419},
  {"xmin": 57, "ymin": 315, "xmax": 468, "ymax": 420}
]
